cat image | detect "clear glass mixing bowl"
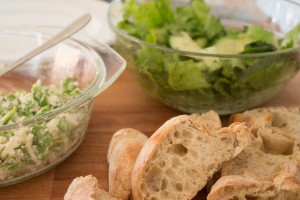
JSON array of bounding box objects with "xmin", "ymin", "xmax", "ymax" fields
[
  {"xmin": 0, "ymin": 26, "xmax": 126, "ymax": 187},
  {"xmin": 108, "ymin": 0, "xmax": 300, "ymax": 115}
]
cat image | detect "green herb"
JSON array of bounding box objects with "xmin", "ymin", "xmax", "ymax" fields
[
  {"xmin": 31, "ymin": 124, "xmax": 53, "ymax": 158},
  {"xmin": 0, "ymin": 78, "xmax": 88, "ymax": 180},
  {"xmin": 0, "ymin": 106, "xmax": 17, "ymax": 125}
]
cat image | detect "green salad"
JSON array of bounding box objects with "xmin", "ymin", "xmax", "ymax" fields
[
  {"xmin": 115, "ymin": 0, "xmax": 300, "ymax": 113},
  {"xmin": 119, "ymin": 0, "xmax": 300, "ymax": 51},
  {"xmin": 0, "ymin": 78, "xmax": 87, "ymax": 181}
]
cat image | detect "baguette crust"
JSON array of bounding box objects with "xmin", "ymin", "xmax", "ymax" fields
[
  {"xmin": 107, "ymin": 128, "xmax": 148, "ymax": 200},
  {"xmin": 64, "ymin": 175, "xmax": 118, "ymax": 200},
  {"xmin": 107, "ymin": 128, "xmax": 148, "ymax": 163},
  {"xmin": 131, "ymin": 115, "xmax": 250, "ymax": 200}
]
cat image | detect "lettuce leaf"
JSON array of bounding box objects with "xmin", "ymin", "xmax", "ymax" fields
[
  {"xmin": 245, "ymin": 26, "xmax": 278, "ymax": 47},
  {"xmin": 119, "ymin": 0, "xmax": 174, "ymax": 41},
  {"xmin": 241, "ymin": 41, "xmax": 277, "ymax": 54},
  {"xmin": 120, "ymin": 0, "xmax": 224, "ymax": 45},
  {"xmin": 281, "ymin": 23, "xmax": 300, "ymax": 49},
  {"xmin": 174, "ymin": 0, "xmax": 224, "ymax": 41},
  {"xmin": 167, "ymin": 60, "xmax": 211, "ymax": 91}
]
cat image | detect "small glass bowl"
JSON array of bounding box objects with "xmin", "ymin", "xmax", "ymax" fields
[
  {"xmin": 108, "ymin": 0, "xmax": 300, "ymax": 115},
  {"xmin": 0, "ymin": 26, "xmax": 126, "ymax": 187}
]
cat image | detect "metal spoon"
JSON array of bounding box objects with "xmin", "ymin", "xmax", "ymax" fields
[{"xmin": 0, "ymin": 13, "xmax": 92, "ymax": 76}]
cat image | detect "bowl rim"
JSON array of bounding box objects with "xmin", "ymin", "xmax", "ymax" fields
[
  {"xmin": 107, "ymin": 0, "xmax": 300, "ymax": 58},
  {"xmin": 0, "ymin": 26, "xmax": 106, "ymax": 131}
]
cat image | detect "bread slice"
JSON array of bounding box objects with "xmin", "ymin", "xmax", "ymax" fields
[
  {"xmin": 230, "ymin": 106, "xmax": 300, "ymax": 155},
  {"xmin": 208, "ymin": 161, "xmax": 300, "ymax": 200},
  {"xmin": 273, "ymin": 161, "xmax": 300, "ymax": 193},
  {"xmin": 107, "ymin": 128, "xmax": 148, "ymax": 200},
  {"xmin": 107, "ymin": 128, "xmax": 149, "ymax": 163},
  {"xmin": 189, "ymin": 110, "xmax": 222, "ymax": 133},
  {"xmin": 131, "ymin": 114, "xmax": 251, "ymax": 200},
  {"xmin": 221, "ymin": 147, "xmax": 293, "ymax": 181},
  {"xmin": 293, "ymin": 137, "xmax": 300, "ymax": 163},
  {"xmin": 207, "ymin": 173, "xmax": 273, "ymax": 200},
  {"xmin": 64, "ymin": 175, "xmax": 118, "ymax": 200},
  {"xmin": 231, "ymin": 107, "xmax": 300, "ymax": 131}
]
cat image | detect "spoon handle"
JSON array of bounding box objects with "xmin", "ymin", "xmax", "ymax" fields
[{"xmin": 0, "ymin": 13, "xmax": 92, "ymax": 76}]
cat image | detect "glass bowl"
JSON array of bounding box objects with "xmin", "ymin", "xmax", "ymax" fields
[
  {"xmin": 108, "ymin": 0, "xmax": 300, "ymax": 115},
  {"xmin": 0, "ymin": 26, "xmax": 126, "ymax": 187}
]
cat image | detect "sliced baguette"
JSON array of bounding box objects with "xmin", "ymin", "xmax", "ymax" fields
[
  {"xmin": 293, "ymin": 137, "xmax": 300, "ymax": 163},
  {"xmin": 230, "ymin": 107, "xmax": 300, "ymax": 134},
  {"xmin": 208, "ymin": 161, "xmax": 300, "ymax": 200},
  {"xmin": 107, "ymin": 128, "xmax": 148, "ymax": 163},
  {"xmin": 221, "ymin": 147, "xmax": 293, "ymax": 181},
  {"xmin": 107, "ymin": 128, "xmax": 148, "ymax": 200},
  {"xmin": 207, "ymin": 173, "xmax": 273, "ymax": 200},
  {"xmin": 273, "ymin": 161, "xmax": 300, "ymax": 193},
  {"xmin": 131, "ymin": 114, "xmax": 251, "ymax": 200},
  {"xmin": 189, "ymin": 110, "xmax": 222, "ymax": 133},
  {"xmin": 230, "ymin": 106, "xmax": 300, "ymax": 155},
  {"xmin": 64, "ymin": 175, "xmax": 118, "ymax": 200}
]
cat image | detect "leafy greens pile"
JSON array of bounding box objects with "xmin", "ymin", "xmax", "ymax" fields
[
  {"xmin": 116, "ymin": 0, "xmax": 300, "ymax": 112},
  {"xmin": 119, "ymin": 0, "xmax": 300, "ymax": 50}
]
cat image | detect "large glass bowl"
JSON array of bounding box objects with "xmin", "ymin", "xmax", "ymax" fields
[
  {"xmin": 0, "ymin": 26, "xmax": 126, "ymax": 187},
  {"xmin": 108, "ymin": 0, "xmax": 300, "ymax": 115}
]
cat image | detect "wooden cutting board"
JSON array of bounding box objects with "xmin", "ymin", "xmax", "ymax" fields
[{"xmin": 0, "ymin": 70, "xmax": 299, "ymax": 200}]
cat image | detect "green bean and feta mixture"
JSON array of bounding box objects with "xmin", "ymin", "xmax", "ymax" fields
[{"xmin": 0, "ymin": 78, "xmax": 87, "ymax": 181}]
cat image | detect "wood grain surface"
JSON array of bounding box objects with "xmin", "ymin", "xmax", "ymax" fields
[{"xmin": 0, "ymin": 70, "xmax": 300, "ymax": 200}]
